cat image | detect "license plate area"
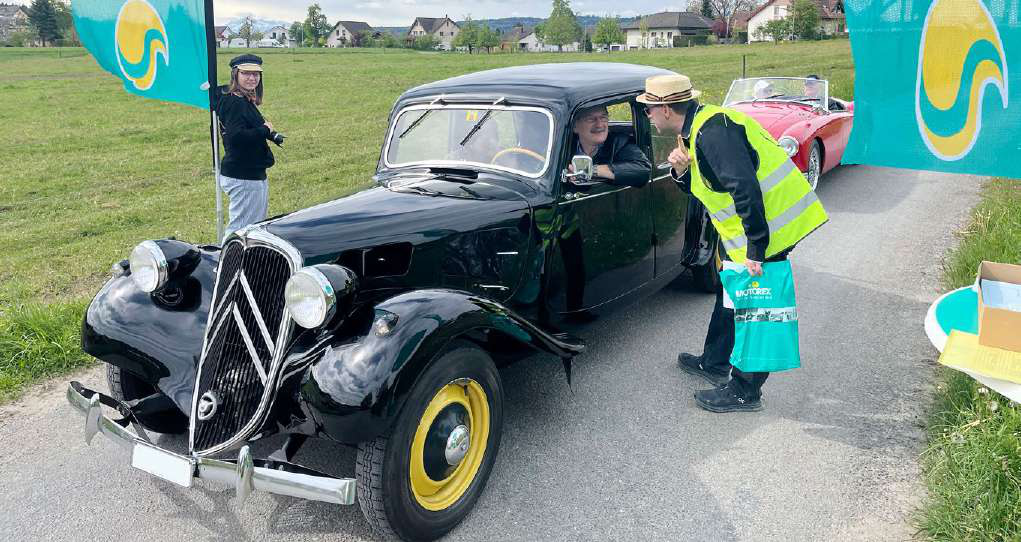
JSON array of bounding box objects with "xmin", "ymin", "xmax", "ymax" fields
[{"xmin": 131, "ymin": 442, "xmax": 195, "ymax": 487}]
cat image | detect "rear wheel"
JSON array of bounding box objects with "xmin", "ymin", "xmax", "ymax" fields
[
  {"xmin": 356, "ymin": 343, "xmax": 504, "ymax": 542},
  {"xmin": 106, "ymin": 364, "xmax": 187, "ymax": 434}
]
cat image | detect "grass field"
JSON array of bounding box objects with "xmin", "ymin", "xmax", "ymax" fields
[
  {"xmin": 0, "ymin": 40, "xmax": 854, "ymax": 400},
  {"xmin": 920, "ymin": 178, "xmax": 1021, "ymax": 540}
]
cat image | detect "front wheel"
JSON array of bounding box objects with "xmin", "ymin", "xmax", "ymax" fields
[
  {"xmin": 806, "ymin": 140, "xmax": 822, "ymax": 190},
  {"xmin": 356, "ymin": 343, "xmax": 504, "ymax": 542},
  {"xmin": 106, "ymin": 364, "xmax": 187, "ymax": 434}
]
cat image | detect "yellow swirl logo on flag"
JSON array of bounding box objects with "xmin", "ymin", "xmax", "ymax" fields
[
  {"xmin": 114, "ymin": 0, "xmax": 169, "ymax": 91},
  {"xmin": 844, "ymin": 1, "xmax": 1018, "ymax": 177},
  {"xmin": 73, "ymin": 0, "xmax": 210, "ymax": 109},
  {"xmin": 915, "ymin": 0, "xmax": 1009, "ymax": 161}
]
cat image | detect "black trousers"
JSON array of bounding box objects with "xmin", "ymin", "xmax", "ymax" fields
[
  {"xmin": 700, "ymin": 249, "xmax": 792, "ymax": 399},
  {"xmin": 701, "ymin": 288, "xmax": 768, "ymax": 399}
]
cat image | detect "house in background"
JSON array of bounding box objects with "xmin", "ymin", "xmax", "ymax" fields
[
  {"xmin": 747, "ymin": 0, "xmax": 846, "ymax": 41},
  {"xmin": 501, "ymin": 24, "xmax": 531, "ymax": 52},
  {"xmin": 713, "ymin": 11, "xmax": 753, "ymax": 41},
  {"xmin": 622, "ymin": 11, "xmax": 713, "ymax": 49},
  {"xmin": 326, "ymin": 20, "xmax": 374, "ymax": 47},
  {"xmin": 213, "ymin": 25, "xmax": 230, "ymax": 48},
  {"xmin": 518, "ymin": 29, "xmax": 581, "ymax": 52},
  {"xmin": 406, "ymin": 16, "xmax": 459, "ymax": 50},
  {"xmin": 265, "ymin": 25, "xmax": 289, "ymax": 45},
  {"xmin": 0, "ymin": 3, "xmax": 30, "ymax": 42}
]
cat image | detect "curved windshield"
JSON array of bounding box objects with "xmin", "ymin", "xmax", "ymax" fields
[
  {"xmin": 384, "ymin": 106, "xmax": 553, "ymax": 177},
  {"xmin": 724, "ymin": 77, "xmax": 828, "ymax": 107}
]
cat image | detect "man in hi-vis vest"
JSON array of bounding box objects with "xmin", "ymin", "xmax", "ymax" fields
[{"xmin": 638, "ymin": 74, "xmax": 828, "ymax": 413}]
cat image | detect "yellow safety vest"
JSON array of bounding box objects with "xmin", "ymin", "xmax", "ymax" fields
[{"xmin": 688, "ymin": 104, "xmax": 828, "ymax": 264}]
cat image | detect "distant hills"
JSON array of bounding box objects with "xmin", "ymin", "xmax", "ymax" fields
[
  {"xmin": 225, "ymin": 15, "xmax": 639, "ymax": 38},
  {"xmin": 220, "ymin": 17, "xmax": 292, "ymax": 33}
]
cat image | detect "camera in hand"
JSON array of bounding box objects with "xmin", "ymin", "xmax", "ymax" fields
[{"xmin": 271, "ymin": 131, "xmax": 286, "ymax": 146}]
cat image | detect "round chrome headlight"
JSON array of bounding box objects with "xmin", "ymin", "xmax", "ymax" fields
[
  {"xmin": 778, "ymin": 136, "xmax": 800, "ymax": 157},
  {"xmin": 129, "ymin": 241, "xmax": 168, "ymax": 293},
  {"xmin": 285, "ymin": 267, "xmax": 337, "ymax": 329}
]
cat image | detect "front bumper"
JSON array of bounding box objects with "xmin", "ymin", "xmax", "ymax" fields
[{"xmin": 66, "ymin": 381, "xmax": 356, "ymax": 505}]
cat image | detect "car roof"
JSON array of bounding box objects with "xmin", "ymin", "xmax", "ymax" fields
[{"xmin": 396, "ymin": 63, "xmax": 677, "ymax": 113}]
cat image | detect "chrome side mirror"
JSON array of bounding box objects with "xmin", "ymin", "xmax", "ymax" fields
[{"xmin": 564, "ymin": 155, "xmax": 594, "ymax": 184}]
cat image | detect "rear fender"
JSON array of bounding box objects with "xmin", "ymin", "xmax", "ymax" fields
[{"xmin": 299, "ymin": 289, "xmax": 583, "ymax": 444}]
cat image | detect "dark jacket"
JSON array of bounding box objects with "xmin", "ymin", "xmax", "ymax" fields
[
  {"xmin": 585, "ymin": 132, "xmax": 652, "ymax": 188},
  {"xmin": 217, "ymin": 90, "xmax": 274, "ymax": 181},
  {"xmin": 671, "ymin": 103, "xmax": 769, "ymax": 262}
]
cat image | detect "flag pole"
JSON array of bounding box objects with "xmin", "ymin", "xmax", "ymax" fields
[{"xmin": 203, "ymin": 0, "xmax": 223, "ymax": 243}]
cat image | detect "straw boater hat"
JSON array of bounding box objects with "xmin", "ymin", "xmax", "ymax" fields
[{"xmin": 636, "ymin": 74, "xmax": 701, "ymax": 104}]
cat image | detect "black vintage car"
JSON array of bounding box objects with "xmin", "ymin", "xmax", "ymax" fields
[{"xmin": 66, "ymin": 63, "xmax": 719, "ymax": 541}]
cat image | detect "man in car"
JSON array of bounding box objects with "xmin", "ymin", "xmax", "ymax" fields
[
  {"xmin": 804, "ymin": 74, "xmax": 844, "ymax": 111},
  {"xmin": 639, "ymin": 73, "xmax": 827, "ymax": 413},
  {"xmin": 753, "ymin": 80, "xmax": 775, "ymax": 100},
  {"xmin": 571, "ymin": 104, "xmax": 651, "ymax": 187}
]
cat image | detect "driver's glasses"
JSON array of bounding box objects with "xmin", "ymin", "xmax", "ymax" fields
[
  {"xmin": 644, "ymin": 105, "xmax": 662, "ymax": 117},
  {"xmin": 579, "ymin": 113, "xmax": 608, "ymax": 125}
]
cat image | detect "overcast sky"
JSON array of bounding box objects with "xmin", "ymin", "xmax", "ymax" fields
[{"xmin": 210, "ymin": 1, "xmax": 693, "ymax": 26}]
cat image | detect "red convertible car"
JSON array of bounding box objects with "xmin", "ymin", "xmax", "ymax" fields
[{"xmin": 723, "ymin": 77, "xmax": 854, "ymax": 189}]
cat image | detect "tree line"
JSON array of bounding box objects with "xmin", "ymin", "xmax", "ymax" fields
[
  {"xmin": 755, "ymin": 0, "xmax": 823, "ymax": 42},
  {"xmin": 2, "ymin": 0, "xmax": 78, "ymax": 47}
]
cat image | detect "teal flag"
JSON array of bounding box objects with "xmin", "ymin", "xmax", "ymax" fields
[
  {"xmin": 844, "ymin": 1, "xmax": 1020, "ymax": 177},
  {"xmin": 72, "ymin": 0, "xmax": 210, "ymax": 109}
]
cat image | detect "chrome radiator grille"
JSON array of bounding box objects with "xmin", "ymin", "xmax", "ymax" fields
[{"xmin": 190, "ymin": 232, "xmax": 299, "ymax": 454}]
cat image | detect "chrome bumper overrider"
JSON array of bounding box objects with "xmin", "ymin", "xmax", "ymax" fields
[{"xmin": 66, "ymin": 382, "xmax": 355, "ymax": 505}]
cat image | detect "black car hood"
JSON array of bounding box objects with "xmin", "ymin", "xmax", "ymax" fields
[{"xmin": 265, "ymin": 182, "xmax": 531, "ymax": 264}]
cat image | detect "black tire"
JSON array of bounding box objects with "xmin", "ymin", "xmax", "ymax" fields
[
  {"xmin": 691, "ymin": 241, "xmax": 723, "ymax": 293},
  {"xmin": 356, "ymin": 342, "xmax": 504, "ymax": 542},
  {"xmin": 106, "ymin": 364, "xmax": 187, "ymax": 434}
]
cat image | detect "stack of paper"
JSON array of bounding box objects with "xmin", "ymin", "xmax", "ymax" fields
[{"xmin": 939, "ymin": 331, "xmax": 1021, "ymax": 402}]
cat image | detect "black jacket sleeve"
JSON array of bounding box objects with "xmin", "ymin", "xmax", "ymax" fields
[
  {"xmin": 218, "ymin": 95, "xmax": 271, "ymax": 147},
  {"xmin": 694, "ymin": 115, "xmax": 769, "ymax": 262},
  {"xmin": 670, "ymin": 166, "xmax": 692, "ymax": 193},
  {"xmin": 607, "ymin": 141, "xmax": 653, "ymax": 187}
]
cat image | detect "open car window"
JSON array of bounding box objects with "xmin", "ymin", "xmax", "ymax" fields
[
  {"xmin": 724, "ymin": 77, "xmax": 829, "ymax": 109},
  {"xmin": 384, "ymin": 105, "xmax": 554, "ymax": 178}
]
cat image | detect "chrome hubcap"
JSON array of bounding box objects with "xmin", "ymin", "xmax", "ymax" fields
[
  {"xmin": 445, "ymin": 425, "xmax": 471, "ymax": 466},
  {"xmin": 809, "ymin": 148, "xmax": 820, "ymax": 189}
]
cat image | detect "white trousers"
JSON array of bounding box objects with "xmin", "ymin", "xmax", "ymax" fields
[{"xmin": 220, "ymin": 175, "xmax": 268, "ymax": 242}]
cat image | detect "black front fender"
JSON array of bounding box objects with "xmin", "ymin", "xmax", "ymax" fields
[
  {"xmin": 81, "ymin": 246, "xmax": 219, "ymax": 414},
  {"xmin": 299, "ymin": 289, "xmax": 583, "ymax": 444}
]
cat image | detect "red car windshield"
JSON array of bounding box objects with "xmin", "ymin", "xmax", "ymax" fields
[{"xmin": 724, "ymin": 78, "xmax": 828, "ymax": 108}]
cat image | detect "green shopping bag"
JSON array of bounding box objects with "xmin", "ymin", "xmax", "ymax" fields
[{"xmin": 720, "ymin": 260, "xmax": 801, "ymax": 373}]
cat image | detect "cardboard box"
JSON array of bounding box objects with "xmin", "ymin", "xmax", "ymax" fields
[{"xmin": 977, "ymin": 261, "xmax": 1021, "ymax": 352}]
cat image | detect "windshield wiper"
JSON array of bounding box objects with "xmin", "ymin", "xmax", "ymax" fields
[
  {"xmin": 459, "ymin": 110, "xmax": 495, "ymax": 147},
  {"xmin": 398, "ymin": 96, "xmax": 446, "ymax": 139},
  {"xmin": 458, "ymin": 97, "xmax": 507, "ymax": 147},
  {"xmin": 399, "ymin": 110, "xmax": 432, "ymax": 139}
]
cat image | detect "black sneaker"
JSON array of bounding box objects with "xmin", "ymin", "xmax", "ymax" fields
[
  {"xmin": 693, "ymin": 384, "xmax": 763, "ymax": 413},
  {"xmin": 677, "ymin": 353, "xmax": 730, "ymax": 387}
]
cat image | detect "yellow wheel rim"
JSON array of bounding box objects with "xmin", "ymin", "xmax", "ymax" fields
[{"xmin": 409, "ymin": 379, "xmax": 490, "ymax": 511}]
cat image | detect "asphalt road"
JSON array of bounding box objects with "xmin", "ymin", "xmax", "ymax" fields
[{"xmin": 0, "ymin": 165, "xmax": 982, "ymax": 542}]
